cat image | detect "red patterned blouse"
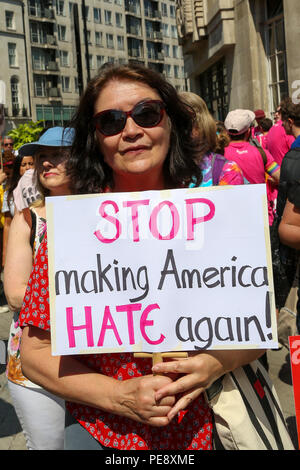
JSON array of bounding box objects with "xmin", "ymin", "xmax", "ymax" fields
[{"xmin": 19, "ymin": 232, "xmax": 213, "ymax": 450}]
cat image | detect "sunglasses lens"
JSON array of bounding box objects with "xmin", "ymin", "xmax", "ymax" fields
[
  {"xmin": 133, "ymin": 102, "xmax": 163, "ymax": 128},
  {"xmin": 95, "ymin": 110, "xmax": 126, "ymax": 136},
  {"xmin": 94, "ymin": 101, "xmax": 164, "ymax": 136}
]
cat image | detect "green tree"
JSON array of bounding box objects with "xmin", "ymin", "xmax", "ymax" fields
[{"xmin": 8, "ymin": 121, "xmax": 44, "ymax": 150}]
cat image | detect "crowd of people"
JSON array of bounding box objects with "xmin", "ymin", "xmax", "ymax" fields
[{"xmin": 0, "ymin": 62, "xmax": 299, "ymax": 451}]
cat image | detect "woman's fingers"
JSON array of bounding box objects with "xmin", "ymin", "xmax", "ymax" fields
[{"xmin": 167, "ymin": 388, "xmax": 203, "ymax": 421}]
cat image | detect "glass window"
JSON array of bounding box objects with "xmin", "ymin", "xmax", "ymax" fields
[
  {"xmin": 8, "ymin": 43, "xmax": 17, "ymax": 67},
  {"xmin": 5, "ymin": 11, "xmax": 14, "ymax": 29},
  {"xmin": 94, "ymin": 7, "xmax": 101, "ymax": 23},
  {"xmin": 265, "ymin": 12, "xmax": 288, "ymax": 113},
  {"xmin": 198, "ymin": 60, "xmax": 228, "ymax": 121}
]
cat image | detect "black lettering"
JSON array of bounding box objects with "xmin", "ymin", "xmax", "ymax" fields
[
  {"xmin": 244, "ymin": 316, "xmax": 266, "ymax": 341},
  {"xmin": 202, "ymin": 268, "xmax": 220, "ymax": 288},
  {"xmin": 237, "ymin": 265, "xmax": 252, "ymax": 287},
  {"xmin": 130, "ymin": 266, "xmax": 149, "ymax": 302},
  {"xmin": 215, "ymin": 317, "xmax": 234, "ymax": 341},
  {"xmin": 181, "ymin": 269, "xmax": 202, "ymax": 288},
  {"xmin": 55, "ymin": 270, "xmax": 80, "ymax": 295},
  {"xmin": 251, "ymin": 267, "xmax": 268, "ymax": 287},
  {"xmin": 81, "ymin": 270, "xmax": 98, "ymax": 293},
  {"xmin": 97, "ymin": 254, "xmax": 113, "ymax": 292},
  {"xmin": 194, "ymin": 317, "xmax": 213, "ymax": 349},
  {"xmin": 175, "ymin": 316, "xmax": 195, "ymax": 342},
  {"xmin": 220, "ymin": 266, "xmax": 230, "ymax": 287},
  {"xmin": 158, "ymin": 249, "xmax": 181, "ymax": 289}
]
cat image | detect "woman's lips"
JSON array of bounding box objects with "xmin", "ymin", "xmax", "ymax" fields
[{"xmin": 122, "ymin": 146, "xmax": 149, "ymax": 155}]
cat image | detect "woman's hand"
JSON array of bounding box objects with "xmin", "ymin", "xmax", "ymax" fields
[
  {"xmin": 151, "ymin": 349, "xmax": 265, "ymax": 420},
  {"xmin": 114, "ymin": 374, "xmax": 176, "ymax": 427}
]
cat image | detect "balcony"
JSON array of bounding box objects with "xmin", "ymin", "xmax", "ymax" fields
[
  {"xmin": 28, "ymin": 7, "xmax": 55, "ymax": 22},
  {"xmin": 47, "ymin": 87, "xmax": 61, "ymax": 100}
]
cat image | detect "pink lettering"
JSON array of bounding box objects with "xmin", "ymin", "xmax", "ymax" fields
[
  {"xmin": 97, "ymin": 305, "xmax": 122, "ymax": 346},
  {"xmin": 94, "ymin": 200, "xmax": 121, "ymax": 243},
  {"xmin": 116, "ymin": 303, "xmax": 142, "ymax": 344},
  {"xmin": 149, "ymin": 201, "xmax": 180, "ymax": 240},
  {"xmin": 185, "ymin": 198, "xmax": 215, "ymax": 240},
  {"xmin": 123, "ymin": 200, "xmax": 150, "ymax": 242},
  {"xmin": 66, "ymin": 306, "xmax": 94, "ymax": 348},
  {"xmin": 140, "ymin": 303, "xmax": 165, "ymax": 345}
]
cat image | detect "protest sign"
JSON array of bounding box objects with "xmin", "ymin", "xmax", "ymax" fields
[
  {"xmin": 289, "ymin": 335, "xmax": 300, "ymax": 449},
  {"xmin": 46, "ymin": 184, "xmax": 278, "ymax": 356}
]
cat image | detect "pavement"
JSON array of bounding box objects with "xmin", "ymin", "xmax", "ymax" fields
[{"xmin": 0, "ymin": 307, "xmax": 299, "ymax": 451}]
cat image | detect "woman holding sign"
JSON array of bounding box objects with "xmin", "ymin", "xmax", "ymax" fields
[
  {"xmin": 4, "ymin": 127, "xmax": 74, "ymax": 450},
  {"xmin": 19, "ymin": 64, "xmax": 287, "ymax": 450}
]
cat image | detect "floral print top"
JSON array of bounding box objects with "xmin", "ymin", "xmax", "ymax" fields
[
  {"xmin": 19, "ymin": 232, "xmax": 213, "ymax": 450},
  {"xmin": 6, "ymin": 208, "xmax": 46, "ymax": 387}
]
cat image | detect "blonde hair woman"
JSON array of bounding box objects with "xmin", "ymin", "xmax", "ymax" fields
[{"xmin": 179, "ymin": 91, "xmax": 243, "ymax": 186}]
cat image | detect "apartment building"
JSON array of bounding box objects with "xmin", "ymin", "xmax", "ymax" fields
[
  {"xmin": 0, "ymin": 0, "xmax": 186, "ymax": 131},
  {"xmin": 176, "ymin": 0, "xmax": 300, "ymax": 121}
]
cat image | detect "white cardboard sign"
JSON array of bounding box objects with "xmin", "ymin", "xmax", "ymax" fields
[{"xmin": 46, "ymin": 185, "xmax": 278, "ymax": 356}]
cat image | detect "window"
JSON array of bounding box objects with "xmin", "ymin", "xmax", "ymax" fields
[
  {"xmin": 89, "ymin": 54, "xmax": 93, "ymax": 69},
  {"xmin": 161, "ymin": 3, "xmax": 167, "ymax": 17},
  {"xmin": 117, "ymin": 36, "xmax": 124, "ymax": 50},
  {"xmin": 5, "ymin": 11, "xmax": 14, "ymax": 29},
  {"xmin": 173, "ymin": 45, "xmax": 178, "ymax": 58},
  {"xmin": 116, "ymin": 12, "xmax": 122, "ymax": 27},
  {"xmin": 11, "ymin": 77, "xmax": 19, "ymax": 115},
  {"xmin": 171, "ymin": 25, "xmax": 177, "ymax": 38},
  {"xmin": 97, "ymin": 55, "xmax": 105, "ymax": 69},
  {"xmin": 170, "ymin": 5, "xmax": 175, "ymax": 18},
  {"xmin": 57, "ymin": 24, "xmax": 66, "ymax": 41},
  {"xmin": 34, "ymin": 75, "xmax": 46, "ymax": 97},
  {"xmin": 55, "ymin": 0, "xmax": 64, "ymax": 16},
  {"xmin": 8, "ymin": 43, "xmax": 17, "ymax": 67},
  {"xmin": 95, "ymin": 31, "xmax": 103, "ymax": 46},
  {"xmin": 106, "ymin": 33, "xmax": 114, "ymax": 49},
  {"xmin": 174, "ymin": 65, "xmax": 180, "ymax": 78},
  {"xmin": 59, "ymin": 50, "xmax": 69, "ymax": 67},
  {"xmin": 163, "ymin": 44, "xmax": 170, "ymax": 57},
  {"xmin": 61, "ymin": 76, "xmax": 70, "ymax": 92},
  {"xmin": 104, "ymin": 10, "xmax": 112, "ymax": 25},
  {"xmin": 164, "ymin": 64, "xmax": 172, "ymax": 77},
  {"xmin": 32, "ymin": 48, "xmax": 46, "ymax": 70},
  {"xmin": 199, "ymin": 60, "xmax": 228, "ymax": 121},
  {"xmin": 265, "ymin": 14, "xmax": 288, "ymax": 113},
  {"xmin": 94, "ymin": 7, "xmax": 101, "ymax": 23},
  {"xmin": 162, "ymin": 23, "xmax": 169, "ymax": 37}
]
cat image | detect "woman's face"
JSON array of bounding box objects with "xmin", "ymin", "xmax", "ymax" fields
[
  {"xmin": 94, "ymin": 79, "xmax": 171, "ymax": 189},
  {"xmin": 36, "ymin": 147, "xmax": 71, "ymax": 196},
  {"xmin": 20, "ymin": 156, "xmax": 34, "ymax": 176}
]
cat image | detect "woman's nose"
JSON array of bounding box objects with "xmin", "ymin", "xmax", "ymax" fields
[{"xmin": 122, "ymin": 116, "xmax": 143, "ymax": 139}]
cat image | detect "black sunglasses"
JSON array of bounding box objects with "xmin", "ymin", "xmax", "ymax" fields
[{"xmin": 93, "ymin": 100, "xmax": 165, "ymax": 136}]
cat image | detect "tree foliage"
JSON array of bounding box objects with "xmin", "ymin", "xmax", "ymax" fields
[{"xmin": 7, "ymin": 121, "xmax": 44, "ymax": 149}]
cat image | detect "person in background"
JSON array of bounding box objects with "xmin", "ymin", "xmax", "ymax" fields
[
  {"xmin": 2, "ymin": 152, "xmax": 34, "ymax": 267},
  {"xmin": 215, "ymin": 120, "xmax": 230, "ymax": 156},
  {"xmin": 274, "ymin": 106, "xmax": 281, "ymax": 124},
  {"xmin": 18, "ymin": 63, "xmax": 276, "ymax": 451},
  {"xmin": 256, "ymin": 118, "xmax": 273, "ymax": 150},
  {"xmin": 2, "ymin": 136, "xmax": 14, "ymax": 154},
  {"xmin": 267, "ymin": 98, "xmax": 295, "ymax": 166},
  {"xmin": 0, "ymin": 164, "xmax": 7, "ymax": 313},
  {"xmin": 179, "ymin": 92, "xmax": 244, "ymax": 186},
  {"xmin": 4, "ymin": 127, "xmax": 74, "ymax": 450},
  {"xmin": 252, "ymin": 109, "xmax": 266, "ymax": 138},
  {"xmin": 224, "ymin": 109, "xmax": 280, "ymax": 226}
]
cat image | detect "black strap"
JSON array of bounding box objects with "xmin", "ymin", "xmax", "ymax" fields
[
  {"xmin": 29, "ymin": 209, "xmax": 36, "ymax": 250},
  {"xmin": 242, "ymin": 364, "xmax": 284, "ymax": 450},
  {"xmin": 230, "ymin": 369, "xmax": 274, "ymax": 450}
]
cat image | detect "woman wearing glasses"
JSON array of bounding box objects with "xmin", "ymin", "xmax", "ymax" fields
[{"xmin": 19, "ymin": 64, "xmax": 273, "ymax": 450}]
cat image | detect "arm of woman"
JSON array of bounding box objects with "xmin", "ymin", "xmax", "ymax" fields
[
  {"xmin": 20, "ymin": 325, "xmax": 176, "ymax": 427},
  {"xmin": 3, "ymin": 210, "xmax": 33, "ymax": 310},
  {"xmin": 2, "ymin": 213, "xmax": 12, "ymax": 267},
  {"xmin": 152, "ymin": 348, "xmax": 265, "ymax": 421},
  {"xmin": 278, "ymin": 200, "xmax": 300, "ymax": 250}
]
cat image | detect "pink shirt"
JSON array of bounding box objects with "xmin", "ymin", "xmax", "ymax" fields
[
  {"xmin": 266, "ymin": 120, "xmax": 295, "ymax": 165},
  {"xmin": 224, "ymin": 141, "xmax": 279, "ymax": 184}
]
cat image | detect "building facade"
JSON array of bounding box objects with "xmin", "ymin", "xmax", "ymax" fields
[
  {"xmin": 176, "ymin": 0, "xmax": 300, "ymax": 121},
  {"xmin": 0, "ymin": 0, "xmax": 186, "ymax": 131}
]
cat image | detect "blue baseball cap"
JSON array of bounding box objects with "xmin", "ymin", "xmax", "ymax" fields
[{"xmin": 18, "ymin": 127, "xmax": 75, "ymax": 156}]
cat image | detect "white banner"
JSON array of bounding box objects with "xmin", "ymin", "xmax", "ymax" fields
[{"xmin": 46, "ymin": 185, "xmax": 278, "ymax": 356}]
